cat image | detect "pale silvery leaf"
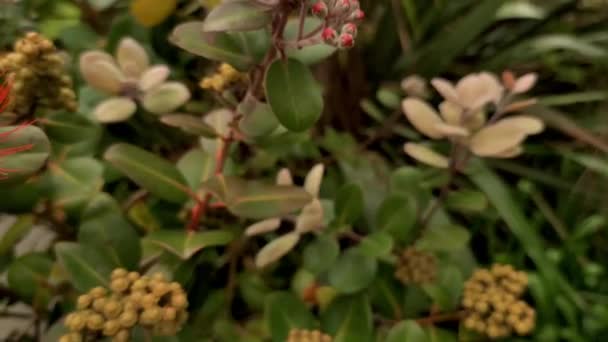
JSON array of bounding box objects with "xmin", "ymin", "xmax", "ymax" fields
[
  {"xmin": 469, "ymin": 121, "xmax": 528, "ymax": 157},
  {"xmin": 142, "ymin": 82, "xmax": 191, "ymax": 114},
  {"xmin": 276, "ymin": 168, "xmax": 293, "ymax": 186},
  {"xmin": 295, "ymin": 198, "xmax": 324, "ymax": 234},
  {"xmin": 116, "ymin": 37, "xmax": 150, "ymax": 78},
  {"xmin": 401, "ymin": 75, "xmax": 429, "ymax": 98},
  {"xmin": 492, "ymin": 145, "xmax": 524, "ymax": 158},
  {"xmin": 439, "ymin": 101, "xmax": 463, "ymax": 126},
  {"xmin": 456, "ymin": 72, "xmax": 503, "ymax": 110},
  {"xmin": 80, "ymin": 59, "xmax": 125, "ymax": 94},
  {"xmin": 496, "ymin": 115, "xmax": 544, "ymax": 135},
  {"xmin": 304, "ymin": 163, "xmax": 324, "ymax": 197},
  {"xmin": 512, "ymin": 73, "xmax": 538, "ymax": 94},
  {"xmin": 139, "ymin": 65, "xmax": 170, "ymax": 92},
  {"xmin": 255, "ymin": 232, "xmax": 300, "ymax": 268},
  {"xmin": 403, "ymin": 143, "xmax": 449, "ymax": 168},
  {"xmin": 93, "ymin": 97, "xmax": 137, "ymax": 123},
  {"xmin": 434, "ymin": 122, "xmax": 470, "ymax": 137},
  {"xmin": 431, "ymin": 78, "xmax": 460, "ymax": 104},
  {"xmin": 245, "ymin": 218, "xmax": 281, "ymax": 237},
  {"xmin": 402, "ymin": 98, "xmax": 445, "ymax": 139}
]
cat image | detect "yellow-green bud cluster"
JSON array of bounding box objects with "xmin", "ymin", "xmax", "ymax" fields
[
  {"xmin": 199, "ymin": 63, "xmax": 247, "ymax": 92},
  {"xmin": 60, "ymin": 268, "xmax": 189, "ymax": 342},
  {"xmin": 0, "ymin": 32, "xmax": 77, "ymax": 115},
  {"xmin": 287, "ymin": 329, "xmax": 333, "ymax": 342},
  {"xmin": 462, "ymin": 264, "xmax": 535, "ymax": 339},
  {"xmin": 394, "ymin": 247, "xmax": 437, "ymax": 285}
]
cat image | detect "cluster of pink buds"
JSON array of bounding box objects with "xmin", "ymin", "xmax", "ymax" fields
[{"xmin": 312, "ymin": 0, "xmax": 365, "ymax": 50}]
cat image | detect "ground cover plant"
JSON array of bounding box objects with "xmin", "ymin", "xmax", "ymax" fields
[{"xmin": 1, "ymin": 0, "xmax": 608, "ymax": 341}]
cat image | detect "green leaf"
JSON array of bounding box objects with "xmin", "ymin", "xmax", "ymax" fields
[
  {"xmin": 238, "ymin": 99, "xmax": 279, "ymax": 139},
  {"xmin": 170, "ymin": 21, "xmax": 256, "ymax": 70},
  {"xmin": 321, "ymin": 294, "xmax": 373, "ymax": 342},
  {"xmin": 386, "ymin": 320, "xmax": 429, "ymax": 342},
  {"xmin": 79, "ymin": 193, "xmax": 141, "ymax": 270},
  {"xmin": 0, "ymin": 215, "xmax": 34, "ymax": 255},
  {"xmin": 48, "ymin": 157, "xmax": 104, "ymax": 213},
  {"xmin": 445, "ymin": 189, "xmax": 488, "ymax": 212},
  {"xmin": 202, "ymin": 0, "xmax": 272, "ymax": 33},
  {"xmin": 302, "ymin": 235, "xmax": 339, "ymax": 275},
  {"xmin": 0, "ymin": 125, "xmax": 50, "ymax": 184},
  {"xmin": 405, "ymin": 0, "xmax": 504, "ymax": 76},
  {"xmin": 284, "ymin": 18, "xmax": 336, "ymax": 65},
  {"xmin": 7, "ymin": 253, "xmax": 53, "ymax": 304},
  {"xmin": 358, "ymin": 231, "xmax": 394, "ymax": 259},
  {"xmin": 177, "ymin": 148, "xmax": 216, "ymax": 191},
  {"xmin": 265, "ymin": 58, "xmax": 323, "ymax": 132},
  {"xmin": 422, "ymin": 265, "xmax": 464, "ymax": 311},
  {"xmin": 55, "ymin": 242, "xmax": 112, "ymax": 292},
  {"xmin": 328, "ymin": 248, "xmax": 377, "ymax": 294},
  {"xmin": 468, "ymin": 160, "xmax": 585, "ymax": 309},
  {"xmin": 265, "ymin": 292, "xmax": 315, "ymax": 342},
  {"xmin": 377, "ymin": 194, "xmax": 417, "ymax": 243},
  {"xmin": 334, "ymin": 183, "xmax": 364, "ymax": 225},
  {"xmin": 104, "ymin": 143, "xmax": 190, "ymax": 203},
  {"xmin": 143, "ymin": 229, "xmax": 235, "ymax": 260},
  {"xmin": 417, "ymin": 225, "xmax": 470, "ymax": 252},
  {"xmin": 42, "ymin": 111, "xmax": 101, "ymax": 144},
  {"xmin": 160, "ymin": 114, "xmax": 218, "ymax": 138},
  {"xmin": 202, "ymin": 175, "xmax": 312, "ymax": 219}
]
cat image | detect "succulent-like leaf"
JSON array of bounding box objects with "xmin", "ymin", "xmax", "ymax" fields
[
  {"xmin": 295, "ymin": 198, "xmax": 324, "ymax": 234},
  {"xmin": 142, "ymin": 82, "xmax": 191, "ymax": 114},
  {"xmin": 202, "ymin": 0, "xmax": 272, "ymax": 33},
  {"xmin": 93, "ymin": 97, "xmax": 137, "ymax": 123},
  {"xmin": 116, "ymin": 37, "xmax": 150, "ymax": 77},
  {"xmin": 401, "ymin": 98, "xmax": 445, "ymax": 139},
  {"xmin": 138, "ymin": 65, "xmax": 170, "ymax": 92},
  {"xmin": 403, "ymin": 143, "xmax": 449, "ymax": 168},
  {"xmin": 245, "ymin": 218, "xmax": 282, "ymax": 237},
  {"xmin": 255, "ymin": 232, "xmax": 300, "ymax": 268}
]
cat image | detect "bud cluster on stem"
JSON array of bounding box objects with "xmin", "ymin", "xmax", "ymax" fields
[{"xmin": 312, "ymin": 0, "xmax": 365, "ymax": 49}]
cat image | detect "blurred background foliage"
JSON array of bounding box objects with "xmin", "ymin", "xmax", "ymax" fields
[{"xmin": 1, "ymin": 0, "xmax": 608, "ymax": 341}]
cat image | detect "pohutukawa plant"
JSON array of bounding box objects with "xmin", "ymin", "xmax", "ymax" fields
[
  {"xmin": 80, "ymin": 37, "xmax": 191, "ymax": 123},
  {"xmin": 402, "ymin": 71, "xmax": 544, "ymax": 169}
]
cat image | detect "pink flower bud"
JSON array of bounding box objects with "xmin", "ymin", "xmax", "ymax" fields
[
  {"xmin": 341, "ymin": 23, "xmax": 358, "ymax": 38},
  {"xmin": 322, "ymin": 28, "xmax": 338, "ymax": 44},
  {"xmin": 335, "ymin": 0, "xmax": 351, "ymax": 13},
  {"xmin": 311, "ymin": 1, "xmax": 328, "ymax": 18},
  {"xmin": 338, "ymin": 33, "xmax": 354, "ymax": 49},
  {"xmin": 349, "ymin": 9, "xmax": 365, "ymax": 21}
]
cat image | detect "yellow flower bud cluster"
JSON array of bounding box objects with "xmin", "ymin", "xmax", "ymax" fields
[
  {"xmin": 394, "ymin": 247, "xmax": 437, "ymax": 285},
  {"xmin": 462, "ymin": 264, "xmax": 535, "ymax": 339},
  {"xmin": 60, "ymin": 269, "xmax": 189, "ymax": 342},
  {"xmin": 199, "ymin": 63, "xmax": 247, "ymax": 92},
  {"xmin": 0, "ymin": 32, "xmax": 77, "ymax": 115},
  {"xmin": 287, "ymin": 329, "xmax": 333, "ymax": 342}
]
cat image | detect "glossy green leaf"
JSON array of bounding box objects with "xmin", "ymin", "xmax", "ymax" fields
[
  {"xmin": 302, "ymin": 235, "xmax": 339, "ymax": 275},
  {"xmin": 265, "ymin": 292, "xmax": 315, "ymax": 342},
  {"xmin": 0, "ymin": 215, "xmax": 34, "ymax": 255},
  {"xmin": 48, "ymin": 157, "xmax": 104, "ymax": 213},
  {"xmin": 238, "ymin": 99, "xmax": 279, "ymax": 138},
  {"xmin": 170, "ymin": 21, "xmax": 256, "ymax": 70},
  {"xmin": 160, "ymin": 114, "xmax": 218, "ymax": 138},
  {"xmin": 358, "ymin": 231, "xmax": 394, "ymax": 259},
  {"xmin": 42, "ymin": 112, "xmax": 101, "ymax": 144},
  {"xmin": 422, "ymin": 265, "xmax": 464, "ymax": 311},
  {"xmin": 386, "ymin": 320, "xmax": 429, "ymax": 342},
  {"xmin": 7, "ymin": 253, "xmax": 53, "ymax": 304},
  {"xmin": 328, "ymin": 248, "xmax": 377, "ymax": 294},
  {"xmin": 202, "ymin": 0, "xmax": 271, "ymax": 33},
  {"xmin": 445, "ymin": 189, "xmax": 488, "ymax": 212},
  {"xmin": 377, "ymin": 194, "xmax": 417, "ymax": 243},
  {"xmin": 55, "ymin": 242, "xmax": 112, "ymax": 292},
  {"xmin": 78, "ymin": 193, "xmax": 141, "ymax": 269},
  {"xmin": 104, "ymin": 143, "xmax": 190, "ymax": 203},
  {"xmin": 417, "ymin": 225, "xmax": 470, "ymax": 252},
  {"xmin": 321, "ymin": 294, "xmax": 373, "ymax": 342},
  {"xmin": 265, "ymin": 58, "xmax": 323, "ymax": 132},
  {"xmin": 143, "ymin": 229, "xmax": 235, "ymax": 260},
  {"xmin": 334, "ymin": 183, "xmax": 364, "ymax": 225},
  {"xmin": 177, "ymin": 148, "xmax": 216, "ymax": 191},
  {"xmin": 0, "ymin": 125, "xmax": 50, "ymax": 184},
  {"xmin": 203, "ymin": 175, "xmax": 312, "ymax": 219},
  {"xmin": 284, "ymin": 18, "xmax": 336, "ymax": 65}
]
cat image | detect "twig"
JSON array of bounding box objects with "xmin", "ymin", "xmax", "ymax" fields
[{"xmin": 416, "ymin": 310, "xmax": 466, "ymax": 326}]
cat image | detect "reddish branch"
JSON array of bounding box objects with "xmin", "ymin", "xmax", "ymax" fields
[{"xmin": 416, "ymin": 310, "xmax": 466, "ymax": 326}]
